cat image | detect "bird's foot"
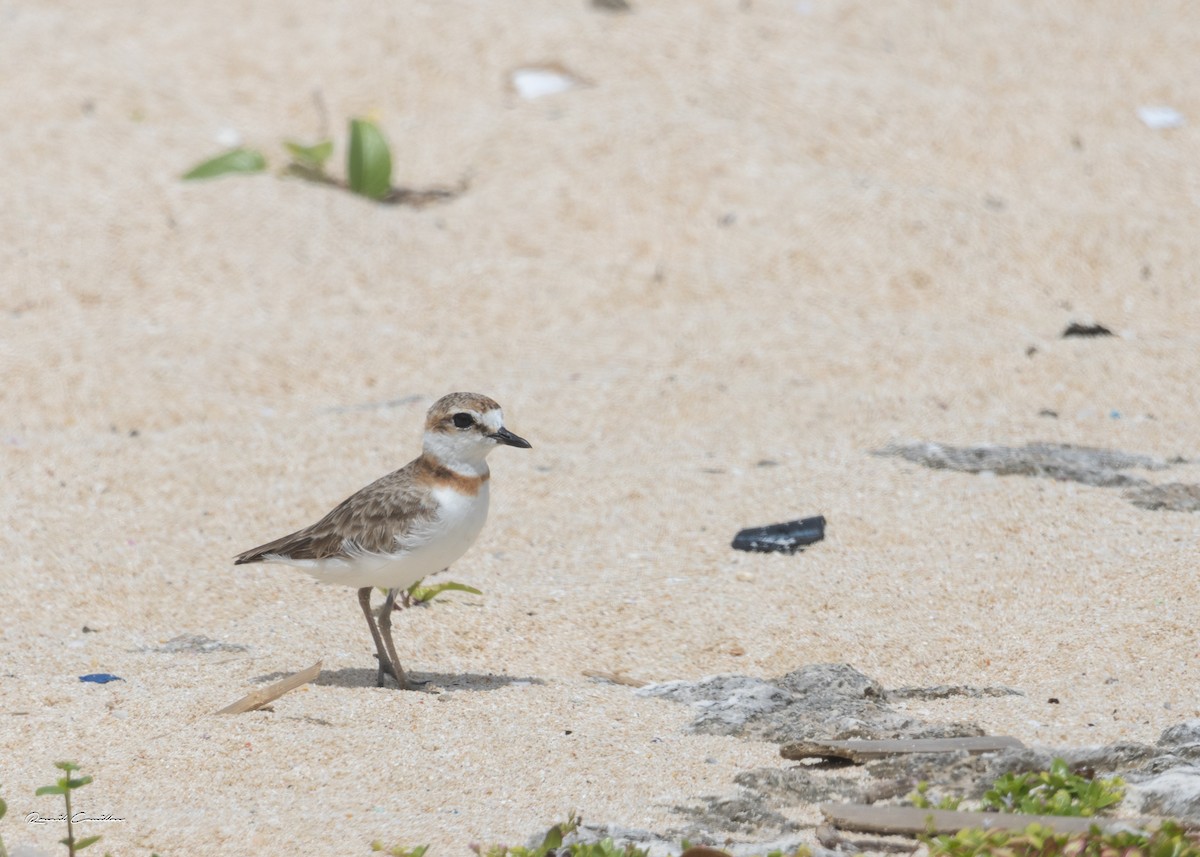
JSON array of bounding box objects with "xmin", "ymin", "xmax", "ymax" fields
[{"xmin": 373, "ymin": 653, "xmax": 410, "ymax": 690}]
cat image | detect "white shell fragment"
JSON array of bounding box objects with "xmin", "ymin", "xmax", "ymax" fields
[
  {"xmin": 1137, "ymin": 105, "xmax": 1185, "ymax": 130},
  {"xmin": 510, "ymin": 64, "xmax": 582, "ymax": 100}
]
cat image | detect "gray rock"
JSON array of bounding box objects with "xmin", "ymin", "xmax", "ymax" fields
[
  {"xmin": 638, "ymin": 675, "xmax": 791, "ymax": 735},
  {"xmin": 1158, "ymin": 720, "xmax": 1200, "ymax": 749},
  {"xmin": 673, "ymin": 794, "xmax": 797, "ymax": 836},
  {"xmin": 735, "ymin": 767, "xmax": 864, "ymax": 807},
  {"xmin": 983, "ymin": 743, "xmax": 1160, "ymax": 782},
  {"xmin": 1126, "ymin": 765, "xmax": 1200, "ymax": 822},
  {"xmin": 1061, "ymin": 742, "xmax": 1163, "ymax": 772},
  {"xmin": 875, "ymin": 441, "xmax": 1168, "ymax": 488},
  {"xmin": 1125, "ymin": 482, "xmax": 1200, "ymax": 512},
  {"xmin": 640, "ymin": 664, "xmax": 982, "ymax": 744},
  {"xmin": 777, "ymin": 663, "xmax": 885, "ymax": 700},
  {"xmin": 865, "ymin": 749, "xmax": 985, "ymax": 787}
]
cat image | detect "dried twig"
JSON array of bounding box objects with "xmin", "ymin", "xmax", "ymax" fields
[
  {"xmin": 216, "ymin": 661, "xmax": 322, "ymax": 715},
  {"xmin": 782, "ymin": 736, "xmax": 1025, "ymax": 763}
]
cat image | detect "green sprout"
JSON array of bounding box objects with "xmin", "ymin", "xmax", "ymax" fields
[
  {"xmin": 35, "ymin": 762, "xmax": 100, "ymax": 856},
  {"xmin": 182, "ymin": 116, "xmax": 461, "ymax": 205},
  {"xmin": 182, "ymin": 118, "xmax": 393, "ymax": 200}
]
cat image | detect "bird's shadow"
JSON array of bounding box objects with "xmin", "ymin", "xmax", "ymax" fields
[{"xmin": 252, "ymin": 667, "xmax": 544, "ymax": 693}]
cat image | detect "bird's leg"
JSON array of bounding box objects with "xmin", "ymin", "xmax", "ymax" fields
[
  {"xmin": 377, "ymin": 587, "xmax": 409, "ymax": 690},
  {"xmin": 358, "ymin": 587, "xmax": 398, "ymax": 688}
]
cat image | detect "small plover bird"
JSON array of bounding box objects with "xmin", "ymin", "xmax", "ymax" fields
[{"xmin": 234, "ymin": 392, "xmax": 531, "ymax": 689}]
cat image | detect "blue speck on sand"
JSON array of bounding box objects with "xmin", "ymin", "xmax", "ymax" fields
[{"xmin": 79, "ymin": 673, "xmax": 124, "ymax": 684}]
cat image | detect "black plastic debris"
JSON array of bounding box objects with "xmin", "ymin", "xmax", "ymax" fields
[
  {"xmin": 732, "ymin": 516, "xmax": 825, "ymax": 554},
  {"xmin": 79, "ymin": 673, "xmax": 123, "ymax": 684},
  {"xmin": 1062, "ymin": 322, "xmax": 1114, "ymax": 338}
]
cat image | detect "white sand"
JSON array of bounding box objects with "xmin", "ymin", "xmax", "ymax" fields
[{"xmin": 2, "ymin": 1, "xmax": 1199, "ymax": 854}]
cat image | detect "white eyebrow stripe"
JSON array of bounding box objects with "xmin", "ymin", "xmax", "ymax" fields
[{"xmin": 481, "ymin": 409, "xmax": 504, "ymax": 433}]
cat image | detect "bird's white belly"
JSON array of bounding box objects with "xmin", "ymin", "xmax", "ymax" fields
[{"xmin": 292, "ymin": 483, "xmax": 490, "ymax": 590}]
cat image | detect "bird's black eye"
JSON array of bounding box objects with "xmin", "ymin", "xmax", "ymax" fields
[{"xmin": 452, "ymin": 413, "xmax": 474, "ymax": 429}]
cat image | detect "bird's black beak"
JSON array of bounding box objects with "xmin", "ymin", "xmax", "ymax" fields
[{"xmin": 490, "ymin": 427, "xmax": 532, "ymax": 449}]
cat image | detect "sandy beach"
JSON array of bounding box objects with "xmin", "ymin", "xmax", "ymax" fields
[{"xmin": 2, "ymin": 1, "xmax": 1199, "ymax": 854}]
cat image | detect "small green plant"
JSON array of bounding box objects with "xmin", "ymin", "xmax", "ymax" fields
[
  {"xmin": 35, "ymin": 762, "xmax": 100, "ymax": 856},
  {"xmin": 1, "ymin": 782, "xmax": 9, "ymax": 857},
  {"xmin": 182, "ymin": 117, "xmax": 462, "ymax": 205},
  {"xmin": 182, "ymin": 118, "xmax": 389, "ymax": 197},
  {"xmin": 982, "ymin": 759, "xmax": 1124, "ymax": 817},
  {"xmin": 184, "ymin": 118, "xmax": 407, "ymax": 202},
  {"xmin": 404, "ymin": 579, "xmax": 484, "ymax": 606},
  {"xmin": 908, "ymin": 781, "xmax": 962, "ymax": 811},
  {"xmin": 925, "ymin": 820, "xmax": 1200, "ymax": 857}
]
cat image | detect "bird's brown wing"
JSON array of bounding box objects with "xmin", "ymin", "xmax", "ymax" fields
[{"xmin": 233, "ymin": 462, "xmax": 439, "ymax": 564}]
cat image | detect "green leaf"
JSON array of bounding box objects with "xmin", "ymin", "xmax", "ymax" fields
[
  {"xmin": 75, "ymin": 834, "xmax": 102, "ymax": 850},
  {"xmin": 66, "ymin": 776, "xmax": 93, "ymax": 790},
  {"xmin": 408, "ymin": 581, "xmax": 484, "ymax": 603},
  {"xmin": 53, "ymin": 761, "xmax": 80, "ymax": 772},
  {"xmin": 539, "ymin": 823, "xmax": 564, "ymax": 853},
  {"xmin": 35, "ymin": 785, "xmax": 66, "ymax": 796},
  {"xmin": 284, "ymin": 139, "xmax": 334, "ymax": 168},
  {"xmin": 410, "ymin": 846, "xmax": 430, "ymax": 857},
  {"xmin": 182, "ymin": 148, "xmax": 267, "ymax": 180},
  {"xmin": 0, "ymin": 793, "xmax": 7, "ymax": 820},
  {"xmin": 347, "ymin": 118, "xmax": 392, "ymax": 200}
]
